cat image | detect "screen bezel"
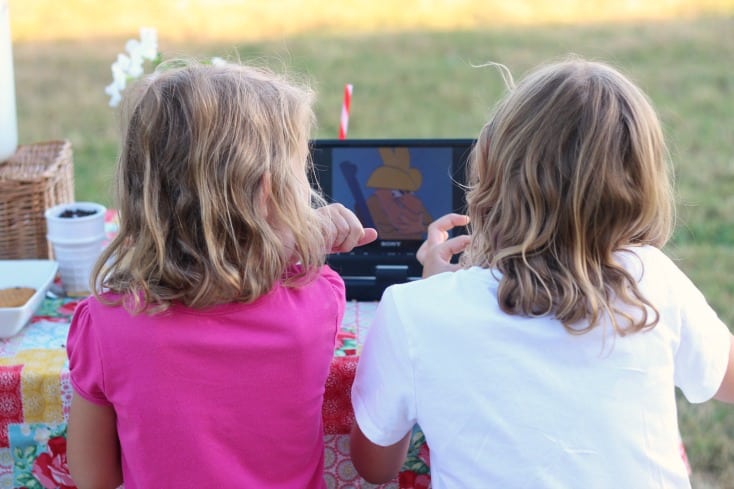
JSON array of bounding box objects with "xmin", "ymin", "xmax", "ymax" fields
[{"xmin": 309, "ymin": 138, "xmax": 474, "ymax": 254}]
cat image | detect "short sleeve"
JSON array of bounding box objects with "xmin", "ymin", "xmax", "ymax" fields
[
  {"xmin": 66, "ymin": 298, "xmax": 111, "ymax": 405},
  {"xmin": 321, "ymin": 265, "xmax": 346, "ymax": 330},
  {"xmin": 351, "ymin": 286, "xmax": 416, "ymax": 446},
  {"xmin": 671, "ymin": 265, "xmax": 731, "ymax": 403}
]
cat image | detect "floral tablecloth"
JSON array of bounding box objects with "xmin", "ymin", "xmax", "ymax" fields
[{"xmin": 0, "ymin": 296, "xmax": 430, "ymax": 489}]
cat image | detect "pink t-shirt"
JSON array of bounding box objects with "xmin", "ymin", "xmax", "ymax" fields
[{"xmin": 67, "ymin": 266, "xmax": 345, "ymax": 489}]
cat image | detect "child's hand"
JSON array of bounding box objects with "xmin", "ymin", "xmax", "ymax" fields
[
  {"xmin": 417, "ymin": 213, "xmax": 471, "ymax": 278},
  {"xmin": 318, "ymin": 204, "xmax": 378, "ymax": 254}
]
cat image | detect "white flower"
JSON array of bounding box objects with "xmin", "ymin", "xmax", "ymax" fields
[
  {"xmin": 127, "ymin": 52, "xmax": 145, "ymax": 78},
  {"xmin": 105, "ymin": 27, "xmax": 221, "ymax": 107},
  {"xmin": 105, "ymin": 82, "xmax": 122, "ymax": 107},
  {"xmin": 111, "ymin": 58, "xmax": 129, "ymax": 89},
  {"xmin": 125, "ymin": 39, "xmax": 141, "ymax": 56},
  {"xmin": 138, "ymin": 27, "xmax": 159, "ymax": 61},
  {"xmin": 114, "ymin": 53, "xmax": 132, "ymax": 75},
  {"xmin": 106, "ymin": 28, "xmax": 160, "ymax": 107},
  {"xmin": 34, "ymin": 426, "xmax": 51, "ymax": 444}
]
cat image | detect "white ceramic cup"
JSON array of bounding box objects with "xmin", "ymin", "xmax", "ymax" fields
[{"xmin": 45, "ymin": 202, "xmax": 107, "ymax": 296}]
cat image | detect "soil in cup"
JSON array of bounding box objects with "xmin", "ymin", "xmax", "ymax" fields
[{"xmin": 58, "ymin": 209, "xmax": 99, "ymax": 218}]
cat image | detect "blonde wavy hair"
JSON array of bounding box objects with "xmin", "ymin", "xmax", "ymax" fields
[
  {"xmin": 92, "ymin": 60, "xmax": 328, "ymax": 313},
  {"xmin": 464, "ymin": 57, "xmax": 674, "ymax": 335}
]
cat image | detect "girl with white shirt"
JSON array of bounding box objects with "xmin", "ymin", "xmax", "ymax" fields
[{"xmin": 350, "ymin": 56, "xmax": 734, "ymax": 489}]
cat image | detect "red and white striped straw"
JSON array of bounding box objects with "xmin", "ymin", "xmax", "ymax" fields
[{"xmin": 338, "ymin": 83, "xmax": 353, "ymax": 140}]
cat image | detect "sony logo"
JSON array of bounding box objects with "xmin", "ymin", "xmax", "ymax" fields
[{"xmin": 381, "ymin": 241, "xmax": 401, "ymax": 247}]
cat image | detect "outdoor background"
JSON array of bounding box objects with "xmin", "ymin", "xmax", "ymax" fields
[{"xmin": 8, "ymin": 0, "xmax": 734, "ymax": 487}]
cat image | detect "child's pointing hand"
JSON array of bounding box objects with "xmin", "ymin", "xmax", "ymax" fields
[
  {"xmin": 417, "ymin": 213, "xmax": 471, "ymax": 278},
  {"xmin": 318, "ymin": 203, "xmax": 378, "ymax": 254}
]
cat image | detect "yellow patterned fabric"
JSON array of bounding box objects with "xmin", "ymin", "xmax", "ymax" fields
[{"xmin": 0, "ymin": 349, "xmax": 66, "ymax": 422}]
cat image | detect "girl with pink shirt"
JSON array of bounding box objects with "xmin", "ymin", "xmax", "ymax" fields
[{"xmin": 66, "ymin": 60, "xmax": 376, "ymax": 488}]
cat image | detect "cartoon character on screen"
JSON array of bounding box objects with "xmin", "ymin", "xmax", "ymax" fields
[{"xmin": 363, "ymin": 147, "xmax": 433, "ymax": 240}]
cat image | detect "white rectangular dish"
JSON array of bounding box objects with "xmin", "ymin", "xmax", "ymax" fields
[{"xmin": 0, "ymin": 260, "xmax": 59, "ymax": 339}]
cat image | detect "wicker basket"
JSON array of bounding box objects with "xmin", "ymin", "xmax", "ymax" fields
[{"xmin": 0, "ymin": 140, "xmax": 75, "ymax": 259}]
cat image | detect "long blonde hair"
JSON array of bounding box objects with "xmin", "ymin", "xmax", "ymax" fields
[
  {"xmin": 464, "ymin": 57, "xmax": 674, "ymax": 335},
  {"xmin": 93, "ymin": 60, "xmax": 327, "ymax": 312}
]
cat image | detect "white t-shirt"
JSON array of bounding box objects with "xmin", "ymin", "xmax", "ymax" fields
[{"xmin": 351, "ymin": 246, "xmax": 730, "ymax": 489}]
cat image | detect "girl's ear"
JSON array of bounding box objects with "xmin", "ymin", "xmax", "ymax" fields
[{"xmin": 259, "ymin": 171, "xmax": 272, "ymax": 216}]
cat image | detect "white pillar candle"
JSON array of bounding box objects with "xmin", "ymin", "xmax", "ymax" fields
[{"xmin": 0, "ymin": 0, "xmax": 18, "ymax": 162}]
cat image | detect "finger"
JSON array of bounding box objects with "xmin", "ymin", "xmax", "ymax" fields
[
  {"xmin": 335, "ymin": 227, "xmax": 376, "ymax": 253},
  {"xmin": 318, "ymin": 204, "xmax": 348, "ymax": 252},
  {"xmin": 428, "ymin": 213, "xmax": 470, "ymax": 234},
  {"xmin": 329, "ymin": 210, "xmax": 350, "ymax": 250},
  {"xmin": 329, "ymin": 204, "xmax": 372, "ymax": 253},
  {"xmin": 337, "ymin": 207, "xmax": 364, "ymax": 252},
  {"xmin": 424, "ymin": 213, "xmax": 470, "ymax": 246},
  {"xmin": 356, "ymin": 228, "xmax": 378, "ymax": 247},
  {"xmin": 437, "ymin": 234, "xmax": 471, "ymax": 262},
  {"xmin": 419, "ymin": 234, "xmax": 471, "ymax": 277},
  {"xmin": 416, "ymin": 240, "xmax": 431, "ymax": 265},
  {"xmin": 417, "ymin": 217, "xmax": 469, "ymax": 264},
  {"xmin": 420, "ymin": 234, "xmax": 470, "ymax": 267}
]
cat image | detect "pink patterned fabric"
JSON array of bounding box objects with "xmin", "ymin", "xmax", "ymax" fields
[
  {"xmin": 323, "ymin": 357, "xmax": 359, "ymax": 435},
  {"xmin": 0, "ymin": 365, "xmax": 23, "ymax": 447}
]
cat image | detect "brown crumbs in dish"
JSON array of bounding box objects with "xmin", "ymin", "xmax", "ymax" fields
[{"xmin": 0, "ymin": 287, "xmax": 36, "ymax": 308}]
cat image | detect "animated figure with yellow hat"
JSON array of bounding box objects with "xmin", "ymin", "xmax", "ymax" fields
[{"xmin": 365, "ymin": 147, "xmax": 433, "ymax": 240}]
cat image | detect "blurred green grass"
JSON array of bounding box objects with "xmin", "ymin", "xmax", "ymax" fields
[
  {"xmin": 10, "ymin": 0, "xmax": 733, "ymax": 42},
  {"xmin": 7, "ymin": 2, "xmax": 734, "ymax": 487}
]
